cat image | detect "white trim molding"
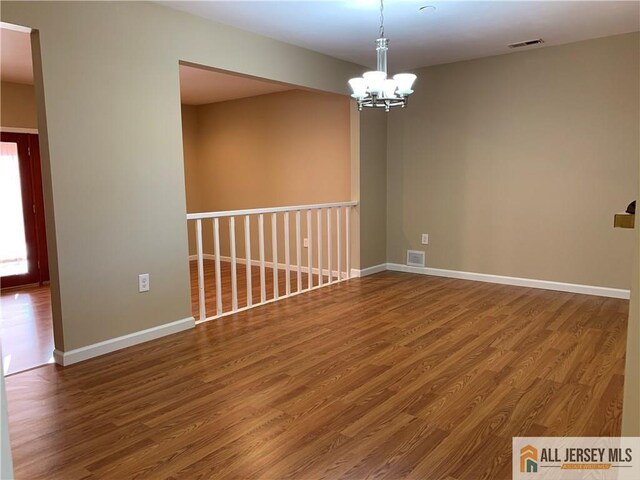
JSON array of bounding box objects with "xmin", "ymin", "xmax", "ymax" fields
[
  {"xmin": 386, "ymin": 263, "xmax": 630, "ymax": 299},
  {"xmin": 187, "ymin": 201, "xmax": 358, "ymax": 220},
  {"xmin": 186, "ymin": 257, "xmax": 629, "ymax": 299},
  {"xmin": 53, "ymin": 317, "xmax": 195, "ymax": 366},
  {"xmin": 189, "ymin": 255, "xmax": 389, "ymax": 280},
  {"xmin": 190, "ymin": 253, "xmax": 216, "ymax": 261},
  {"xmin": 189, "ymin": 254, "xmax": 355, "ymax": 280},
  {"xmin": 0, "ymin": 22, "xmax": 31, "ymax": 33},
  {"xmin": 353, "ymin": 263, "xmax": 388, "ymax": 278}
]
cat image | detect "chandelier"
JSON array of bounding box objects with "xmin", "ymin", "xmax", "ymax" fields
[{"xmin": 348, "ymin": 0, "xmax": 417, "ymax": 111}]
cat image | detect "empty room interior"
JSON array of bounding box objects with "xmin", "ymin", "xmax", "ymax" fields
[{"xmin": 0, "ymin": 1, "xmax": 638, "ymax": 479}]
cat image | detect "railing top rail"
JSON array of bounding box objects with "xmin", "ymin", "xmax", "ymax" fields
[{"xmin": 186, "ymin": 201, "xmax": 358, "ymax": 220}]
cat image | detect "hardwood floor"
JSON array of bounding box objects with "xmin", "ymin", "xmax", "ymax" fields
[
  {"xmin": 5, "ymin": 272, "xmax": 628, "ymax": 479},
  {"xmin": 0, "ymin": 284, "xmax": 54, "ymax": 375},
  {"xmin": 189, "ymin": 259, "xmax": 328, "ymax": 318}
]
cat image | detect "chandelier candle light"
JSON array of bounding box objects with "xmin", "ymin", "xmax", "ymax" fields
[{"xmin": 349, "ymin": 0, "xmax": 417, "ymax": 111}]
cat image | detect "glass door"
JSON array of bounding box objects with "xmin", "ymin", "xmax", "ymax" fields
[{"xmin": 0, "ymin": 133, "xmax": 39, "ymax": 287}]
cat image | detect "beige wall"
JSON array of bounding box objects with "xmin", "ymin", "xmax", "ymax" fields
[
  {"xmin": 1, "ymin": 81, "xmax": 37, "ymax": 129},
  {"xmin": 181, "ymin": 89, "xmax": 353, "ymax": 269},
  {"xmin": 387, "ymin": 32, "xmax": 639, "ymax": 290},
  {"xmin": 359, "ymin": 108, "xmax": 387, "ymax": 268},
  {"xmin": 622, "ymin": 228, "xmax": 639, "ymax": 435},
  {"xmin": 1, "ymin": 1, "xmax": 365, "ymax": 351}
]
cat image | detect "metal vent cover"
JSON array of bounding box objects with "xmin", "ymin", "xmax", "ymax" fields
[
  {"xmin": 508, "ymin": 38, "xmax": 544, "ymax": 49},
  {"xmin": 406, "ymin": 250, "xmax": 425, "ymax": 267}
]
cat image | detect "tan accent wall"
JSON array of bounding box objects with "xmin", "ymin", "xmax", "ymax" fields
[
  {"xmin": 2, "ymin": 0, "xmax": 364, "ymax": 351},
  {"xmin": 189, "ymin": 90, "xmax": 351, "ymax": 212},
  {"xmin": 181, "ymin": 89, "xmax": 352, "ymax": 270},
  {"xmin": 1, "ymin": 81, "xmax": 37, "ymax": 129},
  {"xmin": 181, "ymin": 104, "xmax": 200, "ymax": 213},
  {"xmin": 181, "ymin": 104, "xmax": 200, "ymax": 256},
  {"xmin": 387, "ymin": 32, "xmax": 639, "ymax": 290}
]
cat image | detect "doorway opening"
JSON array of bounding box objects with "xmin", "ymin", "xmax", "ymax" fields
[
  {"xmin": 0, "ymin": 25, "xmax": 54, "ymax": 375},
  {"xmin": 178, "ymin": 63, "xmax": 357, "ymax": 321}
]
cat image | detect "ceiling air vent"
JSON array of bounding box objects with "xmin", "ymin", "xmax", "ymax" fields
[
  {"xmin": 406, "ymin": 250, "xmax": 425, "ymax": 267},
  {"xmin": 508, "ymin": 38, "xmax": 544, "ymax": 49}
]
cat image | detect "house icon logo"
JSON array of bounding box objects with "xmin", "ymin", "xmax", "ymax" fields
[{"xmin": 520, "ymin": 445, "xmax": 538, "ymax": 473}]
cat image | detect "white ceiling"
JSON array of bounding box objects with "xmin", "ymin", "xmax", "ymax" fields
[
  {"xmin": 0, "ymin": 27, "xmax": 33, "ymax": 84},
  {"xmin": 0, "ymin": 26, "xmax": 295, "ymax": 104},
  {"xmin": 180, "ymin": 64, "xmax": 294, "ymax": 104},
  {"xmin": 3, "ymin": 2, "xmax": 638, "ymax": 101},
  {"xmin": 162, "ymin": 1, "xmax": 640, "ymax": 71}
]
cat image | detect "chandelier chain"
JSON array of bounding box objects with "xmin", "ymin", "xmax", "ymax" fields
[{"xmin": 379, "ymin": 0, "xmax": 385, "ymax": 38}]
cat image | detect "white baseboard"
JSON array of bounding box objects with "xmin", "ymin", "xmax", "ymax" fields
[
  {"xmin": 187, "ymin": 254, "xmax": 629, "ymax": 299},
  {"xmin": 189, "ymin": 254, "xmax": 351, "ymax": 280},
  {"xmin": 189, "ymin": 253, "xmax": 216, "ymax": 261},
  {"xmin": 355, "ymin": 263, "xmax": 388, "ymax": 278},
  {"xmin": 386, "ymin": 263, "xmax": 630, "ymax": 299},
  {"xmin": 53, "ymin": 316, "xmax": 195, "ymax": 366}
]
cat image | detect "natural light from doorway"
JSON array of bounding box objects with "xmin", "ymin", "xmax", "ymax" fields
[{"xmin": 0, "ymin": 141, "xmax": 28, "ymax": 277}]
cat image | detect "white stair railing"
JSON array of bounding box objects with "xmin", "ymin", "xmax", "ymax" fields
[{"xmin": 187, "ymin": 201, "xmax": 358, "ymax": 324}]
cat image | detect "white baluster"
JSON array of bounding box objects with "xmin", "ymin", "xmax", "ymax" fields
[
  {"xmin": 337, "ymin": 208, "xmax": 342, "ymax": 281},
  {"xmin": 307, "ymin": 209, "xmax": 313, "ymax": 290},
  {"xmin": 244, "ymin": 215, "xmax": 252, "ymax": 307},
  {"xmin": 213, "ymin": 217, "xmax": 222, "ymax": 315},
  {"xmin": 195, "ymin": 219, "xmax": 206, "ymax": 321},
  {"xmin": 346, "ymin": 207, "xmax": 351, "ymax": 280},
  {"xmin": 186, "ymin": 202, "xmax": 358, "ymax": 324},
  {"xmin": 284, "ymin": 211, "xmax": 291, "ymax": 296},
  {"xmin": 272, "ymin": 212, "xmax": 279, "ymax": 299},
  {"xmin": 229, "ymin": 217, "xmax": 238, "ymax": 312},
  {"xmin": 296, "ymin": 210, "xmax": 302, "ymax": 293},
  {"xmin": 327, "ymin": 208, "xmax": 332, "ymax": 284},
  {"xmin": 259, "ymin": 214, "xmax": 266, "ymax": 303},
  {"xmin": 317, "ymin": 209, "xmax": 323, "ymax": 287}
]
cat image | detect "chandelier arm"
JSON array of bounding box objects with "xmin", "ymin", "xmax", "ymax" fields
[{"xmin": 356, "ymin": 94, "xmax": 408, "ymax": 110}]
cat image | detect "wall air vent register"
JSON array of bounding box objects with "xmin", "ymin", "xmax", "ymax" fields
[
  {"xmin": 508, "ymin": 38, "xmax": 544, "ymax": 49},
  {"xmin": 406, "ymin": 250, "xmax": 426, "ymax": 267}
]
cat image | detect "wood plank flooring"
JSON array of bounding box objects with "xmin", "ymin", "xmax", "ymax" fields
[
  {"xmin": 5, "ymin": 272, "xmax": 629, "ymax": 479},
  {"xmin": 189, "ymin": 259, "xmax": 328, "ymax": 318},
  {"xmin": 1, "ymin": 284, "xmax": 54, "ymax": 375}
]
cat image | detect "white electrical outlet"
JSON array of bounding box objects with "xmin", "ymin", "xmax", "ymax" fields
[
  {"xmin": 303, "ymin": 238, "xmax": 309, "ymax": 248},
  {"xmin": 138, "ymin": 273, "xmax": 150, "ymax": 292},
  {"xmin": 421, "ymin": 234, "xmax": 429, "ymax": 245}
]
